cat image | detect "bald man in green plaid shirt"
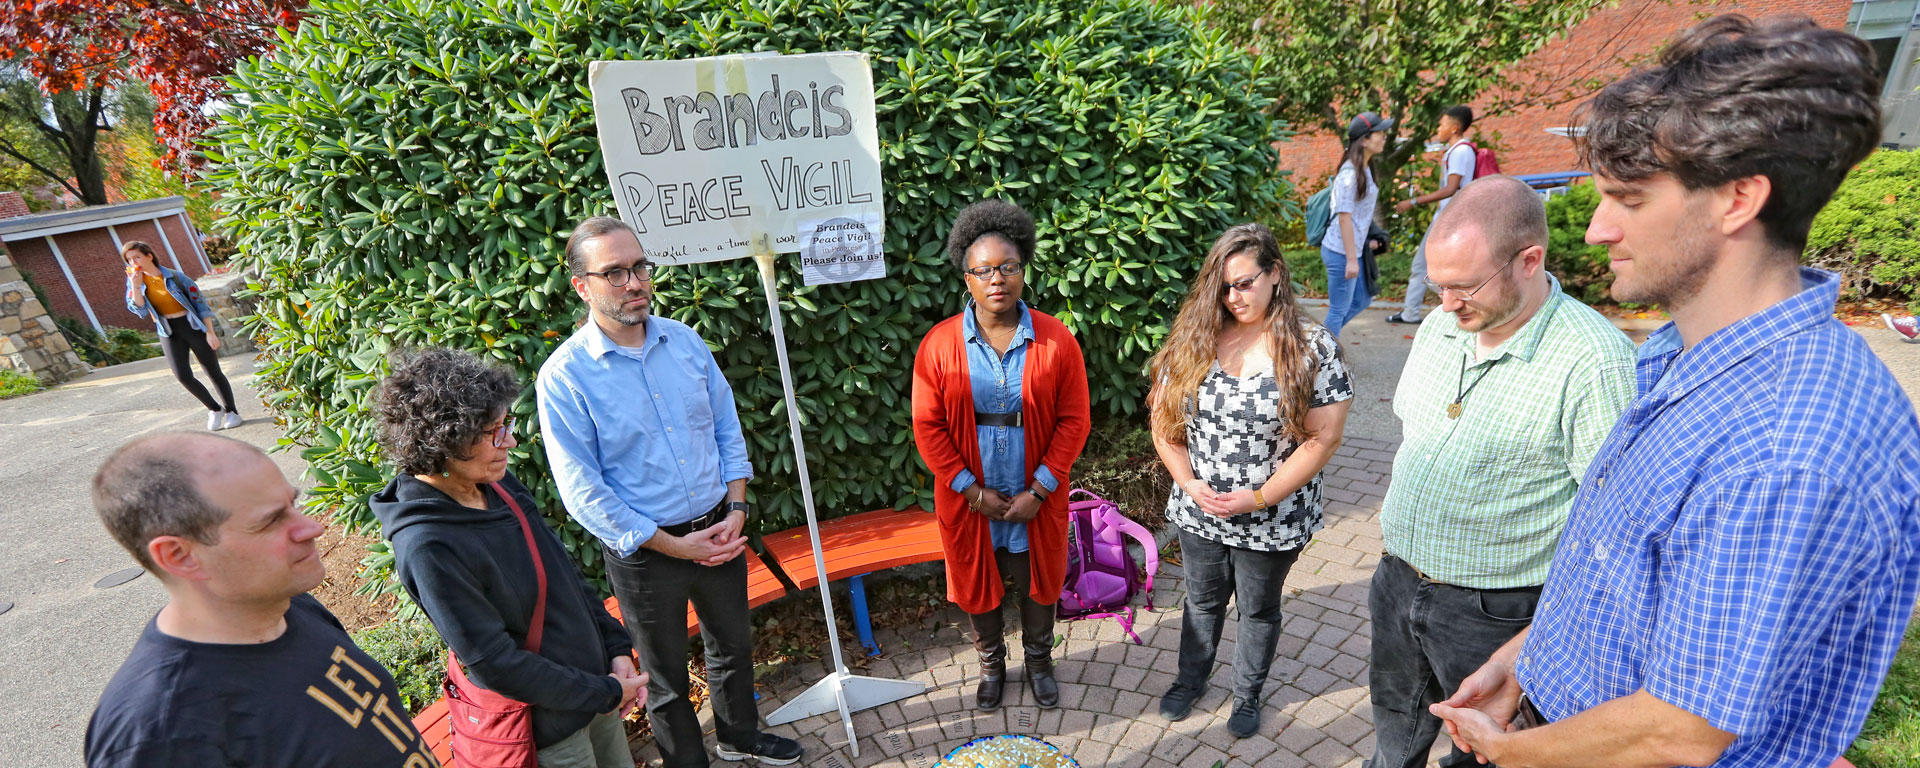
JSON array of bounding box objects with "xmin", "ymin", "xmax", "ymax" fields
[{"xmin": 1365, "ymin": 176, "xmax": 1636, "ymax": 768}]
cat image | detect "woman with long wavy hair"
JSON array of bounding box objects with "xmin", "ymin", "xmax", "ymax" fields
[{"xmin": 1148, "ymin": 223, "xmax": 1355, "ymax": 739}]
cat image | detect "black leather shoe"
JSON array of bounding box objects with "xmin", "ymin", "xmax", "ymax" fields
[
  {"xmin": 1385, "ymin": 311, "xmax": 1420, "ymax": 324},
  {"xmin": 1028, "ymin": 665, "xmax": 1060, "ymax": 709},
  {"xmin": 976, "ymin": 666, "xmax": 1006, "ymax": 711}
]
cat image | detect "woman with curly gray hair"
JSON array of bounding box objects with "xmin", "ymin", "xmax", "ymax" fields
[{"xmin": 369, "ymin": 347, "xmax": 644, "ymax": 767}]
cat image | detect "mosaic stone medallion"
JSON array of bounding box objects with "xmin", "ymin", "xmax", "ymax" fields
[{"xmin": 934, "ymin": 734, "xmax": 1080, "ymax": 768}]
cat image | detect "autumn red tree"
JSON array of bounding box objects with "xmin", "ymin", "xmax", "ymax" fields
[{"xmin": 0, "ymin": 0, "xmax": 300, "ymax": 203}]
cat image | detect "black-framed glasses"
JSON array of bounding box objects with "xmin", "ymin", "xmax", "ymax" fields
[
  {"xmin": 488, "ymin": 416, "xmax": 516, "ymax": 448},
  {"xmin": 964, "ymin": 262, "xmax": 1024, "ymax": 279},
  {"xmin": 1440, "ymin": 248, "xmax": 1525, "ymax": 303},
  {"xmin": 584, "ymin": 262, "xmax": 653, "ymax": 287},
  {"xmin": 1223, "ymin": 269, "xmax": 1271, "ymax": 295}
]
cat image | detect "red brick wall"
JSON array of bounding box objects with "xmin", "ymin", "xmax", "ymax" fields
[
  {"xmin": 1274, "ymin": 0, "xmax": 1852, "ymax": 191},
  {"xmin": 0, "ymin": 192, "xmax": 29, "ymax": 219},
  {"xmin": 4, "ymin": 218, "xmax": 207, "ymax": 333}
]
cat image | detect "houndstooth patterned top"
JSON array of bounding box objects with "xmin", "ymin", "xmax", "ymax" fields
[{"xmin": 1166, "ymin": 323, "xmax": 1352, "ymax": 552}]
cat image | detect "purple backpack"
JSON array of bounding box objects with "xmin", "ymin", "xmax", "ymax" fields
[{"xmin": 1058, "ymin": 490, "xmax": 1159, "ymax": 643}]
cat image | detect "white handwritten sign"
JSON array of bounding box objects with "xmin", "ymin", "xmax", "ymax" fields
[{"xmin": 589, "ymin": 52, "xmax": 884, "ymax": 264}]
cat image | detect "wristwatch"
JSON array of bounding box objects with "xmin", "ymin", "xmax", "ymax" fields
[{"xmin": 726, "ymin": 501, "xmax": 750, "ymax": 515}]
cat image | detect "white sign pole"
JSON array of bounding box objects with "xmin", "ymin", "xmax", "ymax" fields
[
  {"xmin": 753, "ymin": 253, "xmax": 924, "ymax": 752},
  {"xmin": 589, "ymin": 55, "xmax": 918, "ymax": 751}
]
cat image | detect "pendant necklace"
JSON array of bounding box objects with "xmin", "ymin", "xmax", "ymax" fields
[{"xmin": 1449, "ymin": 351, "xmax": 1499, "ymax": 419}]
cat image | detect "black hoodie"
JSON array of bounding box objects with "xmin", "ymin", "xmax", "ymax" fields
[{"xmin": 370, "ymin": 471, "xmax": 631, "ymax": 748}]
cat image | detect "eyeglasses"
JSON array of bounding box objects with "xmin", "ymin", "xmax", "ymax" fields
[
  {"xmin": 488, "ymin": 416, "xmax": 516, "ymax": 448},
  {"xmin": 1223, "ymin": 269, "xmax": 1271, "ymax": 295},
  {"xmin": 1439, "ymin": 248, "xmax": 1525, "ymax": 303},
  {"xmin": 584, "ymin": 262, "xmax": 653, "ymax": 287},
  {"xmin": 964, "ymin": 262, "xmax": 1024, "ymax": 279}
]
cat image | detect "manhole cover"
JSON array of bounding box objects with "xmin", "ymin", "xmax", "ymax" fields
[
  {"xmin": 936, "ymin": 735, "xmax": 1079, "ymax": 768},
  {"xmin": 94, "ymin": 568, "xmax": 144, "ymax": 589},
  {"xmin": 0, "ymin": 601, "xmax": 12, "ymax": 617}
]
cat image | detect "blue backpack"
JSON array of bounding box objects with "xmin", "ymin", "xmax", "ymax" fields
[{"xmin": 1304, "ymin": 184, "xmax": 1333, "ymax": 247}]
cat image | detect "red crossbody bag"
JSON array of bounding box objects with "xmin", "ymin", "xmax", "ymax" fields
[{"xmin": 443, "ymin": 481, "xmax": 548, "ymax": 768}]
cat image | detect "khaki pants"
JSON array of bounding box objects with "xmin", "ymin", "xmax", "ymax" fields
[{"xmin": 535, "ymin": 713, "xmax": 635, "ymax": 768}]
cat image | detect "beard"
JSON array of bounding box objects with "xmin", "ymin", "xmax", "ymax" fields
[
  {"xmin": 1609, "ymin": 200, "xmax": 1715, "ymax": 309},
  {"xmin": 590, "ymin": 289, "xmax": 650, "ymax": 327},
  {"xmin": 1458, "ymin": 275, "xmax": 1526, "ymax": 333}
]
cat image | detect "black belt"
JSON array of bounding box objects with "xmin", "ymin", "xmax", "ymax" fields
[
  {"xmin": 657, "ymin": 501, "xmax": 727, "ymax": 537},
  {"xmin": 976, "ymin": 411, "xmax": 1022, "ymax": 428}
]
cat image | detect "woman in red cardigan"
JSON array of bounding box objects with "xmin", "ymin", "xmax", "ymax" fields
[{"xmin": 912, "ymin": 200, "xmax": 1091, "ymax": 713}]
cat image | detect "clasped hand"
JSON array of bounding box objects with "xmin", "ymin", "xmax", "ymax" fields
[
  {"xmin": 1182, "ymin": 479, "xmax": 1260, "ymax": 518},
  {"xmin": 970, "ymin": 487, "xmax": 1040, "ymax": 523}
]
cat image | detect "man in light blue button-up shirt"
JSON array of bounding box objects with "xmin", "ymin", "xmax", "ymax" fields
[{"xmin": 536, "ymin": 217, "xmax": 803, "ymax": 767}]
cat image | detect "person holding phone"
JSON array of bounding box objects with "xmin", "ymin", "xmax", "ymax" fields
[{"xmin": 123, "ymin": 241, "xmax": 239, "ymax": 430}]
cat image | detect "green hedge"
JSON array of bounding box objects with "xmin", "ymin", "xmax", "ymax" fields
[
  {"xmin": 205, "ymin": 0, "xmax": 1291, "ymax": 591},
  {"xmin": 1543, "ymin": 183, "xmax": 1611, "ymax": 304},
  {"xmin": 349, "ymin": 617, "xmax": 447, "ymax": 715},
  {"xmin": 1808, "ymin": 148, "xmax": 1920, "ymax": 312}
]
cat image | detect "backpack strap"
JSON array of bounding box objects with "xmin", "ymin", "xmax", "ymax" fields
[{"xmin": 1098, "ymin": 505, "xmax": 1159, "ymax": 608}]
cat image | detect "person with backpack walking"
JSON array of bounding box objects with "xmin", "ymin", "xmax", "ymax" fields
[
  {"xmin": 911, "ymin": 199, "xmax": 1092, "ymax": 712},
  {"xmin": 1321, "ymin": 113, "xmax": 1393, "ymax": 338},
  {"xmin": 1148, "ymin": 223, "xmax": 1354, "ymax": 739},
  {"xmin": 1388, "ymin": 105, "xmax": 1484, "ymax": 325}
]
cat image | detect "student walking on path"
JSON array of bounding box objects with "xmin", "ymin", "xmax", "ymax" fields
[
  {"xmin": 1150, "ymin": 223, "xmax": 1354, "ymax": 739},
  {"xmin": 122, "ymin": 241, "xmax": 240, "ymax": 431},
  {"xmin": 1322, "ymin": 113, "xmax": 1392, "ymax": 339},
  {"xmin": 1388, "ymin": 105, "xmax": 1481, "ymax": 325},
  {"xmin": 911, "ymin": 199, "xmax": 1092, "ymax": 713}
]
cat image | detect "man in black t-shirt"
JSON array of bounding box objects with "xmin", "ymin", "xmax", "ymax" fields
[{"xmin": 85, "ymin": 433, "xmax": 439, "ymax": 768}]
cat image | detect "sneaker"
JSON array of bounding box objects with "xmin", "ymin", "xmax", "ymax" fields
[
  {"xmin": 207, "ymin": 411, "xmax": 225, "ymax": 431},
  {"xmin": 222, "ymin": 411, "xmax": 243, "ymax": 430},
  {"xmin": 716, "ymin": 733, "xmax": 803, "ymax": 765},
  {"xmin": 1385, "ymin": 311, "xmax": 1420, "ymax": 324},
  {"xmin": 1227, "ymin": 698, "xmax": 1261, "ymax": 739},
  {"xmin": 1884, "ymin": 314, "xmax": 1920, "ymax": 342},
  {"xmin": 1158, "ymin": 680, "xmax": 1201, "ymax": 722}
]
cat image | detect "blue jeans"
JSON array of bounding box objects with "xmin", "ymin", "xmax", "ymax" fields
[{"xmin": 1321, "ymin": 245, "xmax": 1372, "ymax": 337}]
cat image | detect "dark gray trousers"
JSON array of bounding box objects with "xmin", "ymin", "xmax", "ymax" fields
[
  {"xmin": 1173, "ymin": 529, "xmax": 1304, "ymax": 701},
  {"xmin": 1366, "ymin": 554, "xmax": 1540, "ymax": 768},
  {"xmin": 605, "ymin": 546, "xmax": 758, "ymax": 768}
]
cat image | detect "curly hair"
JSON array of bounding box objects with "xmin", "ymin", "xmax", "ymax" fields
[
  {"xmin": 374, "ymin": 347, "xmax": 520, "ymax": 475},
  {"xmin": 945, "ymin": 199, "xmax": 1036, "ymax": 271},
  {"xmin": 1578, "ymin": 14, "xmax": 1882, "ymax": 252}
]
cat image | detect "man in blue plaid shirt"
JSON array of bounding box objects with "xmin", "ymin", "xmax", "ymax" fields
[{"xmin": 1430, "ymin": 14, "xmax": 1920, "ymax": 768}]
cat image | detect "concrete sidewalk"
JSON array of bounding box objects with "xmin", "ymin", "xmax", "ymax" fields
[{"xmin": 0, "ymin": 353, "xmax": 304, "ymax": 768}]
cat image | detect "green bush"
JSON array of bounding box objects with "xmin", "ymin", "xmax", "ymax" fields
[
  {"xmin": 205, "ymin": 0, "xmax": 1291, "ymax": 591},
  {"xmin": 349, "ymin": 617, "xmax": 447, "ymax": 715},
  {"xmin": 1543, "ymin": 183, "xmax": 1611, "ymax": 304},
  {"xmin": 1808, "ymin": 148, "xmax": 1920, "ymax": 312},
  {"xmin": 0, "ymin": 369, "xmax": 41, "ymax": 399}
]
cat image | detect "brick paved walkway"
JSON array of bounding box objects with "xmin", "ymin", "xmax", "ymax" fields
[{"xmin": 635, "ymin": 436, "xmax": 1428, "ymax": 767}]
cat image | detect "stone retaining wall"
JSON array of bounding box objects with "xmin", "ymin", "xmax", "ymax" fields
[
  {"xmin": 195, "ymin": 271, "xmax": 256, "ymax": 356},
  {"xmin": 0, "ymin": 249, "xmax": 87, "ymax": 383}
]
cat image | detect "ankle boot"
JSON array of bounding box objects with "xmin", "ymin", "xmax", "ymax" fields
[
  {"xmin": 1021, "ymin": 597, "xmax": 1060, "ymax": 708},
  {"xmin": 968, "ymin": 609, "xmax": 1007, "ymax": 711}
]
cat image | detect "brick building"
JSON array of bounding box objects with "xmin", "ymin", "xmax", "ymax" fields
[
  {"xmin": 1273, "ymin": 0, "xmax": 1857, "ymax": 189},
  {"xmin": 0, "ymin": 196, "xmax": 211, "ymax": 335}
]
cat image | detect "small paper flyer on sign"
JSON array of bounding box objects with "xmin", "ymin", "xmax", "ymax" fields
[
  {"xmin": 587, "ymin": 52, "xmax": 884, "ymax": 265},
  {"xmin": 799, "ymin": 213, "xmax": 885, "ymax": 286}
]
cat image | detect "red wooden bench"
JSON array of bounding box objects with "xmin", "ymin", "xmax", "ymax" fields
[{"xmin": 411, "ymin": 508, "xmax": 941, "ymax": 766}]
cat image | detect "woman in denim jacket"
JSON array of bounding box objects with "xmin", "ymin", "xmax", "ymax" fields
[{"xmin": 123, "ymin": 241, "xmax": 241, "ymax": 430}]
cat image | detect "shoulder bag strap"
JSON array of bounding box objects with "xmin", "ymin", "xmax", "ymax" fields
[{"xmin": 491, "ymin": 481, "xmax": 548, "ymax": 654}]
